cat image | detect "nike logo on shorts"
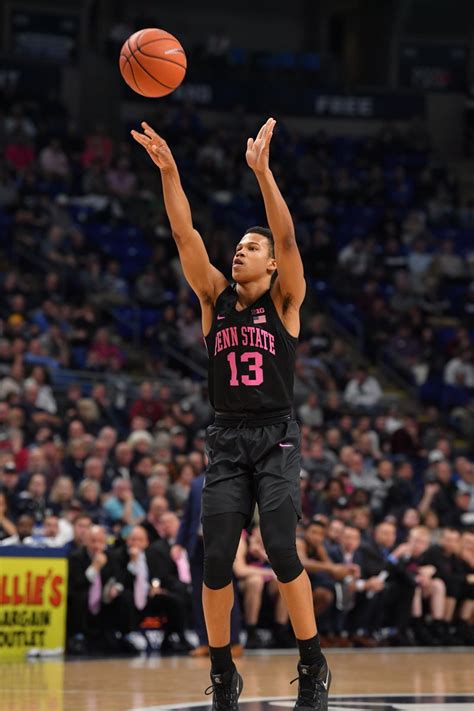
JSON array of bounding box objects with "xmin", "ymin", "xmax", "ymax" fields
[
  {"xmin": 279, "ymin": 443, "xmax": 293, "ymax": 448},
  {"xmin": 217, "ymin": 315, "xmax": 225, "ymax": 320}
]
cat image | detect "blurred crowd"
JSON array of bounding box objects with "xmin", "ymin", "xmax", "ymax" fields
[{"xmin": 0, "ymin": 88, "xmax": 473, "ymax": 654}]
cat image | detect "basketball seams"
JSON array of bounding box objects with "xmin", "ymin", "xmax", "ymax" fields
[
  {"xmin": 126, "ymin": 38, "xmax": 175, "ymax": 91},
  {"xmin": 120, "ymin": 53, "xmax": 146, "ymax": 96},
  {"xmin": 139, "ymin": 36, "xmax": 175, "ymax": 48},
  {"xmin": 136, "ymin": 45, "xmax": 187, "ymax": 70},
  {"xmin": 120, "ymin": 28, "xmax": 186, "ymax": 96}
]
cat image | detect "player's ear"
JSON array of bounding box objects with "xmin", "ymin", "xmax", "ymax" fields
[{"xmin": 267, "ymin": 258, "xmax": 277, "ymax": 275}]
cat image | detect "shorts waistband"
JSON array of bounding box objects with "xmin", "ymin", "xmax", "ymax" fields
[{"xmin": 214, "ymin": 409, "xmax": 293, "ymax": 428}]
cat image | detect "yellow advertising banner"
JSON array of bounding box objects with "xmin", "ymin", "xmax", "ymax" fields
[{"xmin": 0, "ymin": 549, "xmax": 68, "ymax": 660}]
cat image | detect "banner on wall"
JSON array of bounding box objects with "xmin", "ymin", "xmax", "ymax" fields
[
  {"xmin": 124, "ymin": 78, "xmax": 426, "ymax": 120},
  {"xmin": 0, "ymin": 547, "xmax": 68, "ymax": 660},
  {"xmin": 399, "ymin": 43, "xmax": 468, "ymax": 92}
]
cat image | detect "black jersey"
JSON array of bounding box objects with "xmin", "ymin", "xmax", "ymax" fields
[{"xmin": 205, "ymin": 285, "xmax": 298, "ymax": 414}]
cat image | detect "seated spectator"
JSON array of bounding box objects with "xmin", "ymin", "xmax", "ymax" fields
[
  {"xmin": 112, "ymin": 441, "xmax": 134, "ymax": 480},
  {"xmin": 298, "ymin": 392, "xmax": 324, "ymax": 427},
  {"xmin": 87, "ymin": 328, "xmax": 125, "ymax": 371},
  {"xmin": 344, "ymin": 366, "xmax": 382, "ymax": 410},
  {"xmin": 132, "ymin": 454, "xmax": 154, "ymax": 509},
  {"xmin": 0, "ymin": 490, "xmax": 16, "ymax": 542},
  {"xmin": 64, "ymin": 512, "xmax": 92, "ymax": 555},
  {"xmin": 111, "ymin": 525, "xmax": 192, "ymax": 654},
  {"xmin": 39, "ymin": 139, "xmax": 69, "ymax": 179},
  {"xmin": 28, "ymin": 513, "xmax": 72, "ymax": 547},
  {"xmin": 444, "ymin": 349, "xmax": 474, "ymax": 388},
  {"xmin": 67, "ymin": 525, "xmax": 126, "ymax": 654},
  {"xmin": 141, "ymin": 495, "xmax": 170, "ymax": 544},
  {"xmin": 129, "ymin": 382, "xmax": 163, "ymax": 426},
  {"xmin": 385, "ymin": 460, "xmax": 418, "ymax": 517},
  {"xmin": 49, "ymin": 476, "xmax": 75, "ymax": 516},
  {"xmin": 168, "ymin": 462, "xmax": 194, "ymax": 512},
  {"xmin": 296, "ymin": 519, "xmax": 358, "ymax": 643},
  {"xmin": 419, "ymin": 460, "xmax": 458, "ymax": 527},
  {"xmin": 233, "ymin": 526, "xmax": 292, "ymax": 649},
  {"xmin": 392, "ymin": 526, "xmax": 447, "ymax": 644},
  {"xmin": 77, "ymin": 479, "xmax": 103, "ymax": 522},
  {"xmin": 1, "ymin": 461, "xmax": 22, "ymax": 516},
  {"xmin": 103, "ymin": 478, "xmax": 145, "ymax": 537},
  {"xmin": 0, "ymin": 513, "xmax": 34, "ymax": 545},
  {"xmin": 356, "ymin": 521, "xmax": 415, "ymax": 645},
  {"xmin": 83, "ymin": 455, "xmax": 113, "ymax": 493},
  {"xmin": 16, "ymin": 472, "xmax": 49, "ymax": 523},
  {"xmin": 63, "ymin": 437, "xmax": 89, "ymax": 483}
]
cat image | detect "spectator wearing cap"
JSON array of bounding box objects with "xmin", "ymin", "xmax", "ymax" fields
[{"xmin": 103, "ymin": 478, "xmax": 145, "ymax": 537}]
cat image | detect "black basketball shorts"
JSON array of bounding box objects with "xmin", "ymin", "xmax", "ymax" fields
[{"xmin": 202, "ymin": 416, "xmax": 302, "ymax": 521}]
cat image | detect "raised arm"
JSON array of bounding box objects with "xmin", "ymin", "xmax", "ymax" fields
[
  {"xmin": 246, "ymin": 118, "xmax": 306, "ymax": 330},
  {"xmin": 131, "ymin": 123, "xmax": 227, "ymax": 323}
]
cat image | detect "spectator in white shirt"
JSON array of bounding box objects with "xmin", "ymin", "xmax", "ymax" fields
[
  {"xmin": 444, "ymin": 349, "xmax": 474, "ymax": 388},
  {"xmin": 344, "ymin": 367, "xmax": 383, "ymax": 409}
]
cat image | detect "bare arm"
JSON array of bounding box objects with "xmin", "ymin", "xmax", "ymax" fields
[
  {"xmin": 131, "ymin": 123, "xmax": 227, "ymax": 310},
  {"xmin": 246, "ymin": 118, "xmax": 306, "ymax": 330},
  {"xmin": 296, "ymin": 538, "xmax": 335, "ymax": 575},
  {"xmin": 233, "ymin": 537, "xmax": 275, "ymax": 579}
]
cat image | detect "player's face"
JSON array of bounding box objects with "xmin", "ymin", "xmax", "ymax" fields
[{"xmin": 232, "ymin": 233, "xmax": 276, "ymax": 284}]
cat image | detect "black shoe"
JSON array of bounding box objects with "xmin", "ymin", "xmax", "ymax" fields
[
  {"xmin": 291, "ymin": 658, "xmax": 331, "ymax": 710},
  {"xmin": 161, "ymin": 635, "xmax": 192, "ymax": 655},
  {"xmin": 411, "ymin": 620, "xmax": 438, "ymax": 646},
  {"xmin": 245, "ymin": 629, "xmax": 265, "ymax": 649},
  {"xmin": 205, "ymin": 666, "xmax": 243, "ymax": 710}
]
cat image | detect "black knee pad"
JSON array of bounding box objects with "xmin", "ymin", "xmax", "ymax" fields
[
  {"xmin": 260, "ymin": 496, "xmax": 304, "ymax": 584},
  {"xmin": 203, "ymin": 546, "xmax": 235, "ymax": 589},
  {"xmin": 265, "ymin": 543, "xmax": 303, "ymax": 583},
  {"xmin": 202, "ymin": 512, "xmax": 246, "ymax": 590}
]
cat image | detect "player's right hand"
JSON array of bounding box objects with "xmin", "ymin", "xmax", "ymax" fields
[{"xmin": 131, "ymin": 122, "xmax": 176, "ymax": 172}]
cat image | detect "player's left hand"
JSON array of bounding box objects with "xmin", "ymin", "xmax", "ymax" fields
[{"xmin": 246, "ymin": 117, "xmax": 276, "ymax": 174}]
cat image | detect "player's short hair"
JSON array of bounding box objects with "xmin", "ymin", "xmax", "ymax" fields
[{"xmin": 244, "ymin": 226, "xmax": 274, "ymax": 257}]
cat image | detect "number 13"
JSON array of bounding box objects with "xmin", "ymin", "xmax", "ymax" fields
[{"xmin": 227, "ymin": 351, "xmax": 264, "ymax": 386}]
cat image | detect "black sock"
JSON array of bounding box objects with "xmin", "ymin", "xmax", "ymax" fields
[
  {"xmin": 297, "ymin": 634, "xmax": 324, "ymax": 667},
  {"xmin": 246, "ymin": 624, "xmax": 257, "ymax": 636},
  {"xmin": 209, "ymin": 643, "xmax": 233, "ymax": 675}
]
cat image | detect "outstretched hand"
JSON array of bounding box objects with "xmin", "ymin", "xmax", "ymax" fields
[
  {"xmin": 246, "ymin": 117, "xmax": 276, "ymax": 174},
  {"xmin": 131, "ymin": 122, "xmax": 176, "ymax": 172}
]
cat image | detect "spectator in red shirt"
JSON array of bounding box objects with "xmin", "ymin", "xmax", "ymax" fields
[
  {"xmin": 87, "ymin": 328, "xmax": 125, "ymax": 370},
  {"xmin": 129, "ymin": 381, "xmax": 163, "ymax": 426},
  {"xmin": 5, "ymin": 131, "xmax": 36, "ymax": 172}
]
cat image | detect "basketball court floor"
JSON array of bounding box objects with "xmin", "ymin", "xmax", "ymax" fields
[{"xmin": 1, "ymin": 648, "xmax": 473, "ymax": 710}]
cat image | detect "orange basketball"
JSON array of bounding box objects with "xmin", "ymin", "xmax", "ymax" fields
[{"xmin": 119, "ymin": 28, "xmax": 187, "ymax": 98}]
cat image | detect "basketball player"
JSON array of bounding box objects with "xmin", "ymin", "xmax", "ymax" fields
[{"xmin": 132, "ymin": 117, "xmax": 331, "ymax": 710}]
